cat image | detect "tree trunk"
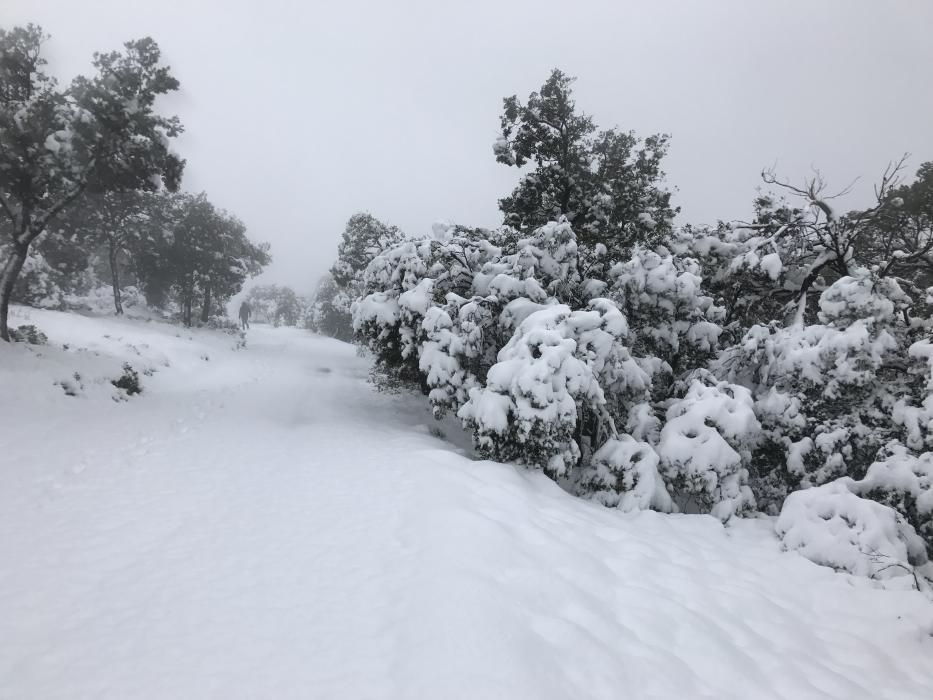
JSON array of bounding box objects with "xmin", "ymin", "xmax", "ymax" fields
[
  {"xmin": 181, "ymin": 273, "xmax": 194, "ymax": 327},
  {"xmin": 0, "ymin": 242, "xmax": 29, "ymax": 342},
  {"xmin": 200, "ymin": 281, "xmax": 212, "ymax": 324},
  {"xmin": 108, "ymin": 239, "xmax": 123, "ymax": 315}
]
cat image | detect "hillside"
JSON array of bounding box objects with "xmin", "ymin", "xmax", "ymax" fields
[{"xmin": 1, "ymin": 306, "xmax": 932, "ymax": 699}]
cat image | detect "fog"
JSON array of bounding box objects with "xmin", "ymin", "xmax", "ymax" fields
[{"xmin": 6, "ymin": 0, "xmax": 933, "ymax": 292}]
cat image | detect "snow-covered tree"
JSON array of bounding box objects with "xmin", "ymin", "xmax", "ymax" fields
[
  {"xmin": 0, "ymin": 26, "xmax": 184, "ymax": 340},
  {"xmin": 315, "ymin": 213, "xmax": 407, "ymax": 344}
]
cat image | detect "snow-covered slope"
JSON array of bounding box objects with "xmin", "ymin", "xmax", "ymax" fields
[{"xmin": 1, "ymin": 307, "xmax": 932, "ymax": 699}]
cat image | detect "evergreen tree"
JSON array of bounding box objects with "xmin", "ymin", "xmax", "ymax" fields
[
  {"xmin": 132, "ymin": 192, "xmax": 269, "ymax": 325},
  {"xmin": 0, "ymin": 26, "xmax": 184, "ymax": 340},
  {"xmin": 495, "ymin": 69, "xmax": 676, "ymax": 259}
]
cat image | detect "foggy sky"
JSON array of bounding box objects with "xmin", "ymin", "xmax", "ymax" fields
[{"xmin": 5, "ymin": 0, "xmax": 933, "ymax": 293}]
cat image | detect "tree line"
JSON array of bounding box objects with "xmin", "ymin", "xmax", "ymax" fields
[
  {"xmin": 310, "ymin": 69, "xmax": 933, "ymax": 581},
  {"xmin": 0, "ymin": 24, "xmax": 269, "ymax": 338}
]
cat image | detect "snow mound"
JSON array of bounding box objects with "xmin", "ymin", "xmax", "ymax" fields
[{"xmin": 776, "ymin": 480, "xmax": 929, "ymax": 580}]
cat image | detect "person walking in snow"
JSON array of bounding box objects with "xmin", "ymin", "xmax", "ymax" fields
[{"xmin": 238, "ymin": 301, "xmax": 251, "ymax": 330}]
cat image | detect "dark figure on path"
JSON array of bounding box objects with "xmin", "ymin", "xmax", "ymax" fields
[{"xmin": 238, "ymin": 301, "xmax": 251, "ymax": 330}]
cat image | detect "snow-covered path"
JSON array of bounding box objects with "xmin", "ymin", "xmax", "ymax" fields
[{"xmin": 2, "ymin": 311, "xmax": 933, "ymax": 699}]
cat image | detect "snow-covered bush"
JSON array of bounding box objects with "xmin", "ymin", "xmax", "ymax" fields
[
  {"xmin": 348, "ymin": 157, "xmax": 933, "ymax": 570},
  {"xmin": 671, "ymin": 220, "xmax": 794, "ymax": 335},
  {"xmin": 420, "ymin": 296, "xmax": 499, "ymax": 418},
  {"xmin": 856, "ymin": 442, "xmax": 933, "ymax": 554},
  {"xmin": 354, "ymin": 220, "xmax": 582, "ymax": 396},
  {"xmin": 657, "ymin": 372, "xmax": 760, "ymax": 520},
  {"xmin": 609, "ymin": 246, "xmax": 723, "ymax": 386},
  {"xmin": 776, "ymin": 480, "xmax": 929, "ymax": 581},
  {"xmin": 9, "ymin": 324, "xmax": 48, "ymax": 345},
  {"xmin": 579, "ymin": 435, "xmax": 672, "ymax": 512},
  {"xmin": 458, "ymin": 302, "xmax": 626, "ymax": 477},
  {"xmin": 479, "ymin": 219, "xmax": 580, "ymax": 305},
  {"xmin": 111, "ymin": 363, "xmax": 143, "ymax": 396},
  {"xmin": 354, "ymin": 240, "xmax": 435, "ymax": 384},
  {"xmin": 306, "ymin": 275, "xmax": 353, "ymax": 340},
  {"xmin": 458, "ymin": 295, "xmax": 651, "ymax": 476},
  {"xmin": 894, "ymin": 338, "xmax": 933, "ymax": 453},
  {"xmin": 714, "ymin": 271, "xmax": 923, "ymax": 511}
]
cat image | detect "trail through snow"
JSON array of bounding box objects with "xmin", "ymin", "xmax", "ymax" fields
[{"xmin": 1, "ymin": 308, "xmax": 933, "ymax": 699}]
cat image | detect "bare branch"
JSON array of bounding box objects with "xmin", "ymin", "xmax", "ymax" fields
[{"xmin": 874, "ymin": 153, "xmax": 910, "ymax": 202}]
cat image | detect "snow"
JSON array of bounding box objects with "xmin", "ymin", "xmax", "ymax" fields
[
  {"xmin": 43, "ymin": 133, "xmax": 61, "ymax": 153},
  {"xmin": 759, "ymin": 252, "xmax": 783, "ymax": 280},
  {"xmin": 776, "ymin": 480, "xmax": 930, "ymax": 580},
  {"xmin": 585, "ymin": 436, "xmax": 673, "ymax": 513},
  {"xmin": 658, "ymin": 377, "xmax": 760, "ymax": 520},
  {"xmin": 2, "ymin": 306, "xmax": 933, "ymax": 699}
]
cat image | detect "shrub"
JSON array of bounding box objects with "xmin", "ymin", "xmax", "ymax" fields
[
  {"xmin": 111, "ymin": 363, "xmax": 142, "ymax": 396},
  {"xmin": 776, "ymin": 480, "xmax": 929, "ymax": 582},
  {"xmin": 657, "ymin": 373, "xmax": 760, "ymax": 520},
  {"xmin": 856, "ymin": 442, "xmax": 933, "ymax": 554},
  {"xmin": 580, "ymin": 436, "xmax": 672, "ymax": 512},
  {"xmin": 10, "ymin": 324, "xmax": 48, "ymax": 345}
]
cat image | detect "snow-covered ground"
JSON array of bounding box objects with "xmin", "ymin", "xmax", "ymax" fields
[{"xmin": 2, "ymin": 306, "xmax": 932, "ymax": 700}]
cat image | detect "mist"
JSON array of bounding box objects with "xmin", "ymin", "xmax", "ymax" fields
[
  {"xmin": 6, "ymin": 3, "xmax": 933, "ymax": 694},
  {"xmin": 6, "ymin": 0, "xmax": 933, "ymax": 292}
]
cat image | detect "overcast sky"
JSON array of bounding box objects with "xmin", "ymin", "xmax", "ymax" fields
[{"xmin": 6, "ymin": 0, "xmax": 933, "ymax": 293}]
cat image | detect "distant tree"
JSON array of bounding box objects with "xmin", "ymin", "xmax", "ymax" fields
[
  {"xmin": 195, "ymin": 208, "xmax": 269, "ymax": 324},
  {"xmin": 494, "ymin": 69, "xmax": 676, "ymax": 259},
  {"xmin": 0, "ymin": 25, "xmax": 184, "ymax": 340},
  {"xmin": 245, "ymin": 284, "xmax": 303, "ymax": 326},
  {"xmin": 274, "ymin": 286, "xmax": 304, "ymax": 327},
  {"xmin": 132, "ymin": 192, "xmax": 269, "ymax": 325}
]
